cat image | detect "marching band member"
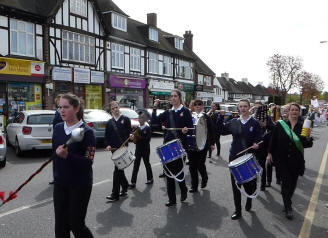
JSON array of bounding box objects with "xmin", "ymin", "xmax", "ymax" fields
[
  {"xmin": 188, "ymin": 99, "xmax": 215, "ymax": 193},
  {"xmin": 105, "ymin": 101, "xmax": 133, "ymax": 202},
  {"xmin": 217, "ymin": 99, "xmax": 262, "ymax": 220},
  {"xmin": 267, "ymin": 103, "xmax": 313, "ymax": 220},
  {"xmin": 52, "ymin": 93, "xmax": 95, "ymax": 238},
  {"xmin": 207, "ymin": 102, "xmax": 221, "ymax": 158},
  {"xmin": 129, "ymin": 112, "xmax": 153, "ymax": 189},
  {"xmin": 152, "ymin": 89, "xmax": 193, "ymax": 207}
]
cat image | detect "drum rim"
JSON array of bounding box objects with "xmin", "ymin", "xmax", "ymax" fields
[
  {"xmin": 111, "ymin": 147, "xmax": 128, "ymax": 160},
  {"xmin": 195, "ymin": 116, "xmax": 207, "ymax": 150},
  {"xmin": 228, "ymin": 153, "xmax": 254, "ymax": 168},
  {"xmin": 156, "ymin": 138, "xmax": 181, "ymax": 150}
]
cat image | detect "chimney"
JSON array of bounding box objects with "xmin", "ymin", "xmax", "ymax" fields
[
  {"xmin": 241, "ymin": 78, "xmax": 248, "ymax": 83},
  {"xmin": 147, "ymin": 13, "xmax": 157, "ymax": 27},
  {"xmin": 257, "ymin": 81, "xmax": 263, "ymax": 86},
  {"xmin": 183, "ymin": 30, "xmax": 193, "ymax": 50},
  {"xmin": 221, "ymin": 72, "xmax": 229, "ymax": 79}
]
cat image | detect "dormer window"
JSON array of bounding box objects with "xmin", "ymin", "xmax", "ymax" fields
[
  {"xmin": 112, "ymin": 13, "xmax": 127, "ymax": 32},
  {"xmin": 175, "ymin": 37, "xmax": 183, "ymax": 50},
  {"xmin": 70, "ymin": 0, "xmax": 87, "ymax": 17},
  {"xmin": 149, "ymin": 27, "xmax": 158, "ymax": 42}
]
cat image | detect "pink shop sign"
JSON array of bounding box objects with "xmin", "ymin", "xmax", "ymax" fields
[{"xmin": 109, "ymin": 75, "xmax": 146, "ymax": 89}]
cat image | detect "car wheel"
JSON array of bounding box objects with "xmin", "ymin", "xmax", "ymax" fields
[
  {"xmin": 15, "ymin": 138, "xmax": 22, "ymax": 156},
  {"xmin": 0, "ymin": 157, "xmax": 5, "ymax": 168}
]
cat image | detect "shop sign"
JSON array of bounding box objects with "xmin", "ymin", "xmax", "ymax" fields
[
  {"xmin": 194, "ymin": 84, "xmax": 203, "ymax": 91},
  {"xmin": 52, "ymin": 67, "xmax": 72, "ymax": 82},
  {"xmin": 149, "ymin": 80, "xmax": 174, "ymax": 90},
  {"xmin": 0, "ymin": 57, "xmax": 44, "ymax": 77},
  {"xmin": 91, "ymin": 71, "xmax": 104, "ymax": 84},
  {"xmin": 177, "ymin": 82, "xmax": 194, "ymax": 92},
  {"xmin": 110, "ymin": 75, "xmax": 146, "ymax": 89},
  {"xmin": 74, "ymin": 68, "xmax": 90, "ymax": 84},
  {"xmin": 196, "ymin": 91, "xmax": 214, "ymax": 98},
  {"xmin": 86, "ymin": 85, "xmax": 103, "ymax": 109}
]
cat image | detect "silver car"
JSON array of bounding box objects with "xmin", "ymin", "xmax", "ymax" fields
[
  {"xmin": 0, "ymin": 130, "xmax": 6, "ymax": 167},
  {"xmin": 84, "ymin": 109, "xmax": 112, "ymax": 144},
  {"xmin": 6, "ymin": 110, "xmax": 55, "ymax": 156}
]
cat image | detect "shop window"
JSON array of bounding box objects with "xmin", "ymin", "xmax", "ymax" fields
[
  {"xmin": 62, "ymin": 30, "xmax": 95, "ymax": 64},
  {"xmin": 10, "ymin": 19, "xmax": 35, "ymax": 57},
  {"xmin": 70, "ymin": 0, "xmax": 87, "ymax": 17}
]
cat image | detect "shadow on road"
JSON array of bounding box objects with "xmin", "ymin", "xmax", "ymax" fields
[
  {"xmin": 153, "ymin": 190, "xmax": 228, "ymax": 238},
  {"xmin": 129, "ymin": 185, "xmax": 153, "ymax": 208}
]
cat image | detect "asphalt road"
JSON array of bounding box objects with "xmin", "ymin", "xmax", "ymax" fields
[{"xmin": 0, "ymin": 126, "xmax": 328, "ymax": 238}]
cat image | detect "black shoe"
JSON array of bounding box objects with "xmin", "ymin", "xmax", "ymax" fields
[
  {"xmin": 145, "ymin": 179, "xmax": 153, "ymax": 185},
  {"xmin": 181, "ymin": 193, "xmax": 187, "ymax": 202},
  {"xmin": 165, "ymin": 201, "xmax": 176, "ymax": 207},
  {"xmin": 231, "ymin": 212, "xmax": 242, "ymax": 220},
  {"xmin": 245, "ymin": 199, "xmax": 252, "ymax": 211},
  {"xmin": 201, "ymin": 180, "xmax": 207, "ymax": 189},
  {"xmin": 128, "ymin": 183, "xmax": 136, "ymax": 189},
  {"xmin": 261, "ymin": 185, "xmax": 266, "ymax": 191},
  {"xmin": 189, "ymin": 188, "xmax": 198, "ymax": 193},
  {"xmin": 159, "ymin": 173, "xmax": 165, "ymax": 178},
  {"xmin": 276, "ymin": 180, "xmax": 281, "ymax": 185},
  {"xmin": 265, "ymin": 182, "xmax": 271, "ymax": 187},
  {"xmin": 49, "ymin": 181, "xmax": 54, "ymax": 185},
  {"xmin": 285, "ymin": 209, "xmax": 293, "ymax": 220},
  {"xmin": 119, "ymin": 191, "xmax": 128, "ymax": 197},
  {"xmin": 106, "ymin": 196, "xmax": 119, "ymax": 202}
]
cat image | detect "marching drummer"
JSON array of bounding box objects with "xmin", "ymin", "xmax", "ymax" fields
[
  {"xmin": 152, "ymin": 89, "xmax": 193, "ymax": 207},
  {"xmin": 188, "ymin": 99, "xmax": 215, "ymax": 193},
  {"xmin": 104, "ymin": 101, "xmax": 134, "ymax": 202},
  {"xmin": 216, "ymin": 99, "xmax": 262, "ymax": 220}
]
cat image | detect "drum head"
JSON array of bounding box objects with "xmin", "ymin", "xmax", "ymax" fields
[
  {"xmin": 111, "ymin": 147, "xmax": 127, "ymax": 160},
  {"xmin": 195, "ymin": 116, "xmax": 207, "ymax": 150},
  {"xmin": 229, "ymin": 154, "xmax": 253, "ymax": 168}
]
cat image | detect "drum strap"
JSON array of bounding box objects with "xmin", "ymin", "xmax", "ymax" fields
[
  {"xmin": 163, "ymin": 157, "xmax": 186, "ymax": 182},
  {"xmin": 110, "ymin": 119, "xmax": 123, "ymax": 145},
  {"xmin": 235, "ymin": 171, "xmax": 262, "ymax": 199},
  {"xmin": 169, "ymin": 110, "xmax": 178, "ymax": 138}
]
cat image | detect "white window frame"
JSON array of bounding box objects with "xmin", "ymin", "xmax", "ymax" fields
[
  {"xmin": 130, "ymin": 47, "xmax": 141, "ymax": 71},
  {"xmin": 62, "ymin": 30, "xmax": 95, "ymax": 64},
  {"xmin": 175, "ymin": 37, "xmax": 183, "ymax": 50},
  {"xmin": 163, "ymin": 56, "xmax": 173, "ymax": 76},
  {"xmin": 149, "ymin": 27, "xmax": 158, "ymax": 42},
  {"xmin": 111, "ymin": 13, "xmax": 127, "ymax": 32},
  {"xmin": 70, "ymin": 0, "xmax": 87, "ymax": 17},
  {"xmin": 10, "ymin": 19, "xmax": 35, "ymax": 57},
  {"xmin": 205, "ymin": 76, "xmax": 211, "ymax": 86},
  {"xmin": 111, "ymin": 43, "xmax": 124, "ymax": 69},
  {"xmin": 149, "ymin": 52, "xmax": 159, "ymax": 74},
  {"xmin": 177, "ymin": 60, "xmax": 192, "ymax": 79},
  {"xmin": 198, "ymin": 75, "xmax": 204, "ymax": 85}
]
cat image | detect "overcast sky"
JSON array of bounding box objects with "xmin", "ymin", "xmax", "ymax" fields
[{"xmin": 116, "ymin": 0, "xmax": 328, "ymax": 91}]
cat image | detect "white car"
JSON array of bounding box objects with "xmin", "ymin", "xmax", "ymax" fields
[
  {"xmin": 6, "ymin": 110, "xmax": 55, "ymax": 156},
  {"xmin": 0, "ymin": 130, "xmax": 6, "ymax": 167}
]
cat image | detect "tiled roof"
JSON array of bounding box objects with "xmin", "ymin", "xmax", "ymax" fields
[{"xmin": 96, "ymin": 0, "xmax": 129, "ymax": 17}]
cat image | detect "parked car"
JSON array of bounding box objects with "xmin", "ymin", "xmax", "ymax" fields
[
  {"xmin": 220, "ymin": 104, "xmax": 239, "ymax": 120},
  {"xmin": 6, "ymin": 110, "xmax": 55, "ymax": 156},
  {"xmin": 120, "ymin": 108, "xmax": 140, "ymax": 129},
  {"xmin": 84, "ymin": 109, "xmax": 112, "ymax": 145},
  {"xmin": 136, "ymin": 108, "xmax": 165, "ymax": 133},
  {"xmin": 0, "ymin": 130, "xmax": 6, "ymax": 168}
]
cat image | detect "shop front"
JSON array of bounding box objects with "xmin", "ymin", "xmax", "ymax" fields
[
  {"xmin": 0, "ymin": 57, "xmax": 44, "ymax": 127},
  {"xmin": 196, "ymin": 91, "xmax": 214, "ymax": 106},
  {"xmin": 177, "ymin": 82, "xmax": 195, "ymax": 106},
  {"xmin": 109, "ymin": 75, "xmax": 146, "ymax": 109},
  {"xmin": 148, "ymin": 79, "xmax": 174, "ymax": 108},
  {"xmin": 52, "ymin": 66, "xmax": 73, "ymax": 101},
  {"xmin": 85, "ymin": 71, "xmax": 104, "ymax": 109}
]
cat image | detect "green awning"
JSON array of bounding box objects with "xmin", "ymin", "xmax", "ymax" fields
[{"xmin": 151, "ymin": 91, "xmax": 171, "ymax": 96}]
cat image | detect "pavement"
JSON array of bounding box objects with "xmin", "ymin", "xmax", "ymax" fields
[{"xmin": 0, "ymin": 125, "xmax": 328, "ymax": 238}]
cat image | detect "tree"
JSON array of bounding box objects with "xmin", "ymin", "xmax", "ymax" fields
[
  {"xmin": 298, "ymin": 71, "xmax": 324, "ymax": 104},
  {"xmin": 267, "ymin": 54, "xmax": 303, "ymax": 104}
]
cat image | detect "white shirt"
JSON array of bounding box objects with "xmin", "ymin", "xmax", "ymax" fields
[
  {"xmin": 239, "ymin": 115, "xmax": 252, "ymax": 125},
  {"xmin": 113, "ymin": 114, "xmax": 122, "ymax": 122},
  {"xmin": 64, "ymin": 120, "xmax": 83, "ymax": 135},
  {"xmin": 171, "ymin": 104, "xmax": 183, "ymax": 112},
  {"xmin": 140, "ymin": 123, "xmax": 149, "ymax": 130}
]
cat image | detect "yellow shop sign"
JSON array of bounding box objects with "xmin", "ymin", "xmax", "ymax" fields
[{"xmin": 0, "ymin": 57, "xmax": 44, "ymax": 76}]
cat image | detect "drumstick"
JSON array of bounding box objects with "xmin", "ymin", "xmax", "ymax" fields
[
  {"xmin": 236, "ymin": 141, "xmax": 263, "ymax": 156},
  {"xmin": 164, "ymin": 128, "xmax": 195, "ymax": 130}
]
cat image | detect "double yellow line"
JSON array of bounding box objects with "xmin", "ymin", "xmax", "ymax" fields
[{"xmin": 298, "ymin": 143, "xmax": 328, "ymax": 238}]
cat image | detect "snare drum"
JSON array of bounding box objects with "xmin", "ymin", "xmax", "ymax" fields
[
  {"xmin": 111, "ymin": 147, "xmax": 135, "ymax": 170},
  {"xmin": 156, "ymin": 139, "xmax": 186, "ymax": 164},
  {"xmin": 228, "ymin": 154, "xmax": 262, "ymax": 184}
]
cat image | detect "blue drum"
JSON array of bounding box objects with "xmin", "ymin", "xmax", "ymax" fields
[
  {"xmin": 228, "ymin": 154, "xmax": 262, "ymax": 184},
  {"xmin": 156, "ymin": 139, "xmax": 186, "ymax": 164}
]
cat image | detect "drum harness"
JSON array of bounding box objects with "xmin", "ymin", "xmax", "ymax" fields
[{"xmin": 233, "ymin": 120, "xmax": 262, "ymax": 199}]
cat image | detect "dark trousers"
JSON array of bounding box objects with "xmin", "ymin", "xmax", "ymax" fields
[
  {"xmin": 208, "ymin": 137, "xmax": 221, "ymax": 157},
  {"xmin": 53, "ymin": 184, "xmax": 94, "ymax": 238},
  {"xmin": 131, "ymin": 149, "xmax": 153, "ymax": 184},
  {"xmin": 281, "ymin": 169, "xmax": 299, "ymax": 209},
  {"xmin": 188, "ymin": 149, "xmax": 208, "ymax": 189},
  {"xmin": 112, "ymin": 166, "xmax": 128, "ymax": 198},
  {"xmin": 257, "ymin": 157, "xmax": 267, "ymax": 187},
  {"xmin": 267, "ymin": 163, "xmax": 281, "ymax": 183},
  {"xmin": 164, "ymin": 158, "xmax": 187, "ymax": 203}
]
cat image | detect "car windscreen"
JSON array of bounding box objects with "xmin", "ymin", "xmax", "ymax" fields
[
  {"xmin": 27, "ymin": 114, "xmax": 55, "ymax": 125},
  {"xmin": 84, "ymin": 111, "xmax": 111, "ymax": 121},
  {"xmin": 147, "ymin": 108, "xmax": 164, "ymax": 116},
  {"xmin": 120, "ymin": 109, "xmax": 139, "ymax": 119}
]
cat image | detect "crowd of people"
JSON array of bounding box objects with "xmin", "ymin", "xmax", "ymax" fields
[{"xmin": 50, "ymin": 91, "xmax": 322, "ymax": 237}]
